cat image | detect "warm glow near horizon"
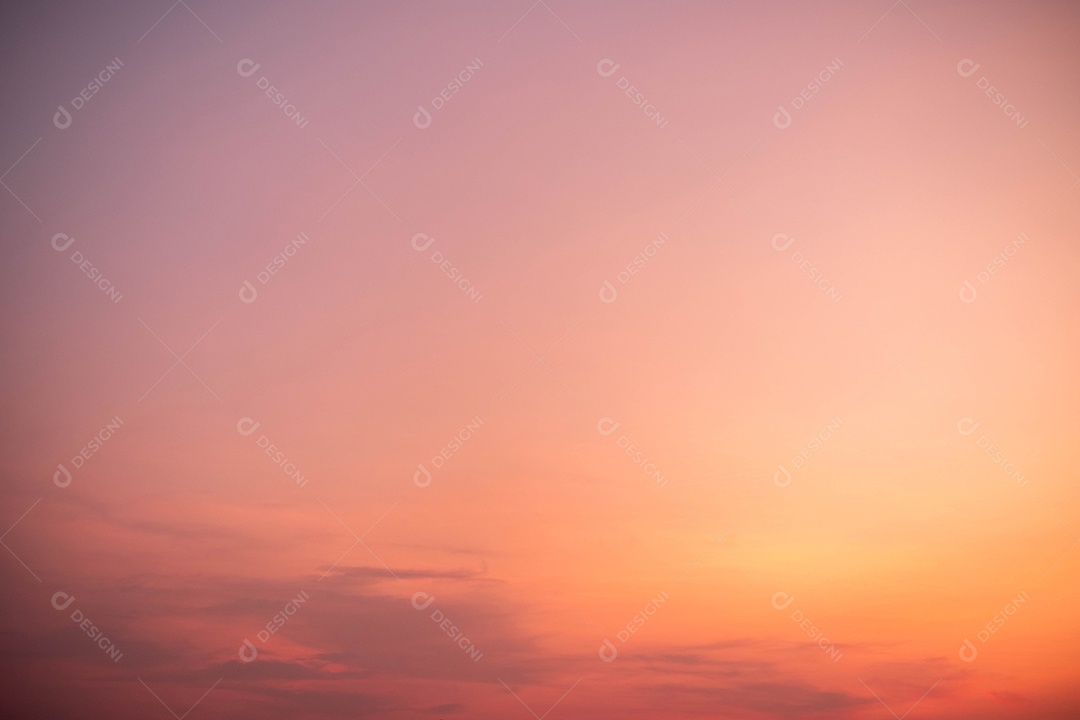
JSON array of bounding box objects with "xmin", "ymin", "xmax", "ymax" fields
[{"xmin": 1, "ymin": 1, "xmax": 1079, "ymax": 718}]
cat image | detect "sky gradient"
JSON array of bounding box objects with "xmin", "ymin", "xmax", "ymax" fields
[{"xmin": 2, "ymin": 1, "xmax": 1079, "ymax": 718}]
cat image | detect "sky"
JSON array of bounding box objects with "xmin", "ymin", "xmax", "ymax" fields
[{"xmin": 1, "ymin": 0, "xmax": 1079, "ymax": 718}]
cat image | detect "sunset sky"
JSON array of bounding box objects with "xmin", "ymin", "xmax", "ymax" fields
[{"xmin": 2, "ymin": 1, "xmax": 1079, "ymax": 718}]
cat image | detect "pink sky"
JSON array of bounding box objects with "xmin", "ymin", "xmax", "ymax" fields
[{"xmin": 2, "ymin": 1, "xmax": 1079, "ymax": 718}]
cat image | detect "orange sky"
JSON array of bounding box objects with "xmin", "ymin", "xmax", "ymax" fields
[{"xmin": 1, "ymin": 1, "xmax": 1079, "ymax": 718}]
